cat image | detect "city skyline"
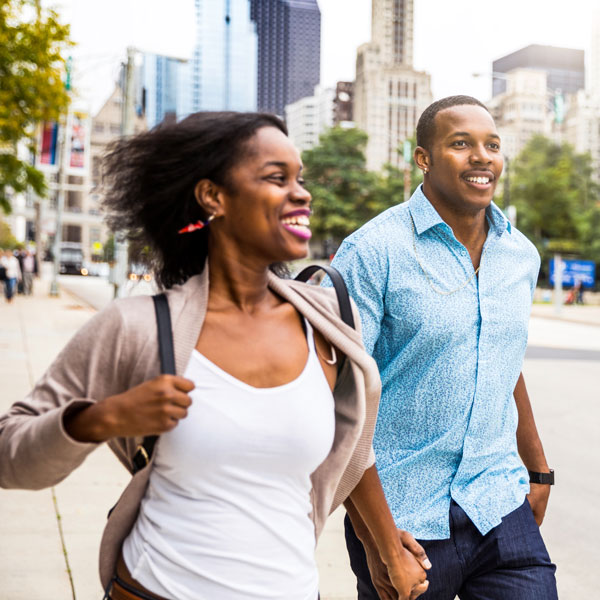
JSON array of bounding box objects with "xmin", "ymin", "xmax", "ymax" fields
[{"xmin": 46, "ymin": 0, "xmax": 599, "ymax": 115}]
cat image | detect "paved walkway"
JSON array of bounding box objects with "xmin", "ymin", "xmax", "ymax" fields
[{"xmin": 531, "ymin": 303, "xmax": 600, "ymax": 328}]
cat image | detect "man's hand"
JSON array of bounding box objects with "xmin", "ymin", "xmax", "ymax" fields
[
  {"xmin": 362, "ymin": 528, "xmax": 430, "ymax": 600},
  {"xmin": 527, "ymin": 483, "xmax": 550, "ymax": 526}
]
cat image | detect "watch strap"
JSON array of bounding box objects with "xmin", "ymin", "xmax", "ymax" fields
[{"xmin": 528, "ymin": 469, "xmax": 554, "ymax": 485}]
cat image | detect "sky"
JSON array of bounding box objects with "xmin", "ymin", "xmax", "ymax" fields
[{"xmin": 44, "ymin": 0, "xmax": 600, "ymax": 115}]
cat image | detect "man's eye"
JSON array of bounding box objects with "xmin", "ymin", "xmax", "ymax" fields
[
  {"xmin": 452, "ymin": 140, "xmax": 467, "ymax": 147},
  {"xmin": 488, "ymin": 143, "xmax": 501, "ymax": 151}
]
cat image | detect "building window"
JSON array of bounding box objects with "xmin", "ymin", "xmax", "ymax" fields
[{"xmin": 63, "ymin": 225, "xmax": 82, "ymax": 243}]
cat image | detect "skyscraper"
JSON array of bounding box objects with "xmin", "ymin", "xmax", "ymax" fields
[
  {"xmin": 191, "ymin": 0, "xmax": 257, "ymax": 112},
  {"xmin": 492, "ymin": 45, "xmax": 585, "ymax": 98},
  {"xmin": 250, "ymin": 0, "xmax": 321, "ymax": 117},
  {"xmin": 139, "ymin": 54, "xmax": 192, "ymax": 129},
  {"xmin": 355, "ymin": 0, "xmax": 432, "ymax": 170}
]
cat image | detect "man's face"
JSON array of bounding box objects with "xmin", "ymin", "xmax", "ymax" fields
[{"xmin": 425, "ymin": 105, "xmax": 503, "ymax": 214}]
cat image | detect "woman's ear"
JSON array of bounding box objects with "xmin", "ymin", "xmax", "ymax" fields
[{"xmin": 194, "ymin": 179, "xmax": 225, "ymax": 218}]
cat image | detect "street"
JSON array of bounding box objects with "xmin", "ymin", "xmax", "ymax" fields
[{"xmin": 0, "ymin": 272, "xmax": 599, "ymax": 599}]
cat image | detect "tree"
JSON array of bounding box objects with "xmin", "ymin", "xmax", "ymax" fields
[
  {"xmin": 509, "ymin": 135, "xmax": 600, "ymax": 268},
  {"xmin": 370, "ymin": 136, "xmax": 423, "ymax": 213},
  {"xmin": 0, "ymin": 217, "xmax": 17, "ymax": 248},
  {"xmin": 0, "ymin": 0, "xmax": 72, "ymax": 213},
  {"xmin": 302, "ymin": 127, "xmax": 377, "ymax": 248}
]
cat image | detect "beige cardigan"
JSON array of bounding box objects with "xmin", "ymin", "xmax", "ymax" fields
[{"xmin": 0, "ymin": 268, "xmax": 381, "ymax": 588}]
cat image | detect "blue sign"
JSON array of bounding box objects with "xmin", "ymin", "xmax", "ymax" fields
[{"xmin": 549, "ymin": 258, "xmax": 596, "ymax": 288}]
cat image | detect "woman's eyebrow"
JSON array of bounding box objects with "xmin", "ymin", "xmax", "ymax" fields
[{"xmin": 261, "ymin": 160, "xmax": 288, "ymax": 169}]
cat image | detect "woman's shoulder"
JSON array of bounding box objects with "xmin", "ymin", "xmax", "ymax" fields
[{"xmin": 277, "ymin": 277, "xmax": 341, "ymax": 314}]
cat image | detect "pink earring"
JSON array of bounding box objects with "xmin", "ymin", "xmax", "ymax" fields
[{"xmin": 178, "ymin": 214, "xmax": 215, "ymax": 234}]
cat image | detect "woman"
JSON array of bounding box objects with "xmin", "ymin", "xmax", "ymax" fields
[
  {"xmin": 0, "ymin": 113, "xmax": 429, "ymax": 600},
  {"xmin": 1, "ymin": 248, "xmax": 21, "ymax": 302}
]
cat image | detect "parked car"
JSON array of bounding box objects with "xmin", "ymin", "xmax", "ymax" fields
[{"xmin": 59, "ymin": 242, "xmax": 85, "ymax": 275}]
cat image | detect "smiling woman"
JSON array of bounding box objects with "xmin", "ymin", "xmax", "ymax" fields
[{"xmin": 0, "ymin": 112, "xmax": 430, "ymax": 600}]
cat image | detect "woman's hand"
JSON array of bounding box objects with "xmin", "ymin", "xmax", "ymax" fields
[
  {"xmin": 362, "ymin": 527, "xmax": 429, "ymax": 600},
  {"xmin": 64, "ymin": 375, "xmax": 195, "ymax": 442},
  {"xmin": 345, "ymin": 466, "xmax": 431, "ymax": 600}
]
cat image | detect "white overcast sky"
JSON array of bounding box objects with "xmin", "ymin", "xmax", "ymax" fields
[{"xmin": 44, "ymin": 0, "xmax": 599, "ymax": 114}]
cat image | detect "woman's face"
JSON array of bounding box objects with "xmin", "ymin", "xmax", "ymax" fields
[{"xmin": 213, "ymin": 126, "xmax": 312, "ymax": 264}]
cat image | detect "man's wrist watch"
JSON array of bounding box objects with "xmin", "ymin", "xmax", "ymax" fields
[{"xmin": 528, "ymin": 469, "xmax": 554, "ymax": 485}]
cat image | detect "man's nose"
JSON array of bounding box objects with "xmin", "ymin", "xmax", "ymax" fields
[{"xmin": 470, "ymin": 144, "xmax": 492, "ymax": 164}]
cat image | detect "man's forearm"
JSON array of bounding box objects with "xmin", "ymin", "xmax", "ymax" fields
[
  {"xmin": 514, "ymin": 372, "xmax": 549, "ymax": 471},
  {"xmin": 345, "ymin": 464, "xmax": 402, "ymax": 563}
]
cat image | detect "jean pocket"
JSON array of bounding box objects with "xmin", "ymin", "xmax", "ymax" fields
[{"xmin": 495, "ymin": 500, "xmax": 551, "ymax": 568}]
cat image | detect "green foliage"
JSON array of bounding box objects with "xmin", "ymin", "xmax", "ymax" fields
[
  {"xmin": 0, "ymin": 0, "xmax": 72, "ymax": 213},
  {"xmin": 103, "ymin": 234, "xmax": 115, "ymax": 264},
  {"xmin": 0, "ymin": 217, "xmax": 17, "ymax": 248},
  {"xmin": 302, "ymin": 127, "xmax": 376, "ymax": 243},
  {"xmin": 303, "ymin": 128, "xmax": 421, "ymax": 249},
  {"xmin": 510, "ymin": 135, "xmax": 600, "ymax": 267}
]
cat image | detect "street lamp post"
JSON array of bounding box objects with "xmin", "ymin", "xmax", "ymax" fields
[
  {"xmin": 49, "ymin": 56, "xmax": 72, "ymax": 297},
  {"xmin": 112, "ymin": 46, "xmax": 136, "ymax": 299}
]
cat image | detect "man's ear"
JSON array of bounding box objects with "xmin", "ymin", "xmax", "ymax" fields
[
  {"xmin": 414, "ymin": 146, "xmax": 431, "ymax": 173},
  {"xmin": 194, "ymin": 179, "xmax": 225, "ymax": 218}
]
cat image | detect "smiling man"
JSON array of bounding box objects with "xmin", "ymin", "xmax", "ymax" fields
[{"xmin": 330, "ymin": 96, "xmax": 558, "ymax": 599}]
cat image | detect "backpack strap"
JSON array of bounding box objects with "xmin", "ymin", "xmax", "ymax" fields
[
  {"xmin": 294, "ymin": 264, "xmax": 355, "ymax": 330},
  {"xmin": 132, "ymin": 293, "xmax": 175, "ymax": 474}
]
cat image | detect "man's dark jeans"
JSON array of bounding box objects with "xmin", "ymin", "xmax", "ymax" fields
[{"xmin": 344, "ymin": 499, "xmax": 557, "ymax": 599}]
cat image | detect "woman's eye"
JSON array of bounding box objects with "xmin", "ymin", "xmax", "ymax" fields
[
  {"xmin": 267, "ymin": 174, "xmax": 285, "ymax": 183},
  {"xmin": 297, "ymin": 178, "xmax": 306, "ymax": 187}
]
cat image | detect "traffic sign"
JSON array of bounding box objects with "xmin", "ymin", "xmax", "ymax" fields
[{"xmin": 549, "ymin": 258, "xmax": 595, "ymax": 288}]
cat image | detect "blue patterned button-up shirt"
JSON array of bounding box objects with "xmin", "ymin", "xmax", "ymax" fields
[{"xmin": 329, "ymin": 186, "xmax": 540, "ymax": 539}]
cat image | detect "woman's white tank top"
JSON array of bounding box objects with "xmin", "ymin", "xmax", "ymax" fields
[{"xmin": 122, "ymin": 320, "xmax": 335, "ymax": 600}]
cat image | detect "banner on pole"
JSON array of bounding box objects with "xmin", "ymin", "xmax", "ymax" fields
[
  {"xmin": 66, "ymin": 110, "xmax": 91, "ymax": 175},
  {"xmin": 37, "ymin": 122, "xmax": 59, "ymax": 172}
]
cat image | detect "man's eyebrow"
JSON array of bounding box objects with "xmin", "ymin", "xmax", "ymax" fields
[{"xmin": 449, "ymin": 131, "xmax": 501, "ymax": 140}]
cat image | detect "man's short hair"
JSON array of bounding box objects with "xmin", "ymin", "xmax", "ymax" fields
[{"xmin": 416, "ymin": 95, "xmax": 490, "ymax": 151}]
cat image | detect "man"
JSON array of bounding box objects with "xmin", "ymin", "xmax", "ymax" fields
[{"xmin": 331, "ymin": 96, "xmax": 557, "ymax": 599}]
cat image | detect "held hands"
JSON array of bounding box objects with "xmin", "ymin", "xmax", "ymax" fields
[
  {"xmin": 365, "ymin": 528, "xmax": 430, "ymax": 600},
  {"xmin": 64, "ymin": 375, "xmax": 195, "ymax": 443},
  {"xmin": 527, "ymin": 483, "xmax": 551, "ymax": 526}
]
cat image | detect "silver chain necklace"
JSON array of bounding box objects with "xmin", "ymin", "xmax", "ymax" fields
[{"xmin": 410, "ymin": 217, "xmax": 486, "ymax": 296}]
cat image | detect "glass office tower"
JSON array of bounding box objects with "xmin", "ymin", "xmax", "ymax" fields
[
  {"xmin": 191, "ymin": 0, "xmax": 257, "ymax": 112},
  {"xmin": 139, "ymin": 54, "xmax": 192, "ymax": 128},
  {"xmin": 250, "ymin": 0, "xmax": 321, "ymax": 117}
]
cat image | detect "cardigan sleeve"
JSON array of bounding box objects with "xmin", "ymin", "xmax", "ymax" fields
[{"xmin": 0, "ymin": 302, "xmax": 129, "ymax": 490}]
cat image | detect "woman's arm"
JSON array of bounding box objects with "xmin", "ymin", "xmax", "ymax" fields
[
  {"xmin": 345, "ymin": 465, "xmax": 430, "ymax": 600},
  {"xmin": 64, "ymin": 374, "xmax": 194, "ymax": 442}
]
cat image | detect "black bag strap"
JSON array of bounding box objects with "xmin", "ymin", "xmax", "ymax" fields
[
  {"xmin": 294, "ymin": 264, "xmax": 355, "ymax": 330},
  {"xmin": 132, "ymin": 293, "xmax": 175, "ymax": 474}
]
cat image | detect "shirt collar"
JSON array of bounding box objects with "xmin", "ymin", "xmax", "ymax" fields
[{"xmin": 408, "ymin": 185, "xmax": 512, "ymax": 237}]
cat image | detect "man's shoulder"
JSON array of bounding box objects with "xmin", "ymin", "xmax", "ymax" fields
[
  {"xmin": 344, "ymin": 202, "xmax": 411, "ymax": 249},
  {"xmin": 504, "ymin": 225, "xmax": 541, "ymax": 269}
]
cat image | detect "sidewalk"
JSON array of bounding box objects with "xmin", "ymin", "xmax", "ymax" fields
[
  {"xmin": 0, "ymin": 278, "xmax": 356, "ymax": 600},
  {"xmin": 531, "ymin": 302, "xmax": 600, "ymax": 327}
]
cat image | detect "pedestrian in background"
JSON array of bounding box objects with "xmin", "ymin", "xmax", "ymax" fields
[
  {"xmin": 329, "ymin": 96, "xmax": 557, "ymax": 599},
  {"xmin": 20, "ymin": 249, "xmax": 37, "ymax": 295},
  {"xmin": 1, "ymin": 249, "xmax": 21, "ymax": 303},
  {"xmin": 0, "ymin": 112, "xmax": 429, "ymax": 600}
]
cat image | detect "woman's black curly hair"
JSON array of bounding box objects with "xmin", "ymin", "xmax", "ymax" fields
[{"xmin": 101, "ymin": 111, "xmax": 288, "ymax": 289}]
